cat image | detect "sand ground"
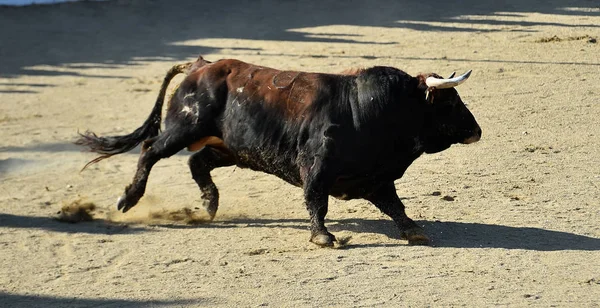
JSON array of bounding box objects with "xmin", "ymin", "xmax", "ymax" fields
[{"xmin": 1, "ymin": 0, "xmax": 599, "ymax": 306}]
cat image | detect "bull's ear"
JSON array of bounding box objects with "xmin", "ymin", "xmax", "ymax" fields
[
  {"xmin": 416, "ymin": 73, "xmax": 435, "ymax": 103},
  {"xmin": 416, "ymin": 73, "xmax": 432, "ymax": 92}
]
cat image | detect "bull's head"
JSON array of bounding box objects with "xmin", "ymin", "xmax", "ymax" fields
[{"xmin": 421, "ymin": 70, "xmax": 482, "ymax": 153}]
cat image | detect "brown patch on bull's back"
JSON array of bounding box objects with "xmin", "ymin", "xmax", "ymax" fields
[
  {"xmin": 223, "ymin": 61, "xmax": 319, "ymax": 118},
  {"xmin": 272, "ymin": 71, "xmax": 301, "ymax": 88},
  {"xmin": 187, "ymin": 55, "xmax": 212, "ymax": 73}
]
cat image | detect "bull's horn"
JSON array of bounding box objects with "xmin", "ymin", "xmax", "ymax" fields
[
  {"xmin": 448, "ymin": 72, "xmax": 456, "ymax": 78},
  {"xmin": 426, "ymin": 70, "xmax": 472, "ymax": 89}
]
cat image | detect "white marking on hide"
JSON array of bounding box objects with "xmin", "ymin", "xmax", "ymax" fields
[
  {"xmin": 180, "ymin": 105, "xmax": 199, "ymax": 123},
  {"xmin": 181, "ymin": 105, "xmax": 193, "ymax": 114},
  {"xmin": 236, "ymin": 87, "xmax": 244, "ymax": 93}
]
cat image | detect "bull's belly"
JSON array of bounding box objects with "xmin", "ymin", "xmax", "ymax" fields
[
  {"xmin": 191, "ymin": 137, "xmax": 408, "ymax": 200},
  {"xmin": 233, "ymin": 148, "xmax": 303, "ymax": 187},
  {"xmin": 328, "ymin": 176, "xmax": 386, "ymax": 200},
  {"xmin": 185, "ymin": 136, "xmax": 303, "ymax": 186},
  {"xmin": 232, "ymin": 150, "xmax": 405, "ymax": 200},
  {"xmin": 232, "ymin": 159, "xmax": 386, "ymax": 200}
]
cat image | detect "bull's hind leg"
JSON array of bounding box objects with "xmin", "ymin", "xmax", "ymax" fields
[
  {"xmin": 188, "ymin": 147, "xmax": 235, "ymax": 220},
  {"xmin": 117, "ymin": 129, "xmax": 191, "ymax": 212},
  {"xmin": 365, "ymin": 182, "xmax": 430, "ymax": 246}
]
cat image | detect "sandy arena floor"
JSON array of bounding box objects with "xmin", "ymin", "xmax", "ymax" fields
[{"xmin": 1, "ymin": 0, "xmax": 599, "ymax": 306}]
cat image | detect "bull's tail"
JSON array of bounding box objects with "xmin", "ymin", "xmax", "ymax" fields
[{"xmin": 76, "ymin": 62, "xmax": 193, "ymax": 170}]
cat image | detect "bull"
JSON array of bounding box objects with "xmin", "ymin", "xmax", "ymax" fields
[{"xmin": 77, "ymin": 56, "xmax": 481, "ymax": 247}]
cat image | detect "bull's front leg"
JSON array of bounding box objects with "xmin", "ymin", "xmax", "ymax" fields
[
  {"xmin": 365, "ymin": 182, "xmax": 430, "ymax": 245},
  {"xmin": 305, "ymin": 184, "xmax": 334, "ymax": 247},
  {"xmin": 301, "ymin": 125, "xmax": 341, "ymax": 247},
  {"xmin": 303, "ymin": 158, "xmax": 336, "ymax": 247}
]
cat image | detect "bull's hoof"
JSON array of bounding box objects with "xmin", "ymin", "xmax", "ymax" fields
[
  {"xmin": 202, "ymin": 199, "xmax": 218, "ymax": 221},
  {"xmin": 401, "ymin": 228, "xmax": 431, "ymax": 246},
  {"xmin": 116, "ymin": 195, "xmax": 135, "ymax": 213},
  {"xmin": 310, "ymin": 232, "xmax": 336, "ymax": 247}
]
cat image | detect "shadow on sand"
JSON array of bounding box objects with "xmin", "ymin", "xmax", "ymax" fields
[
  {"xmin": 2, "ymin": 211, "xmax": 598, "ymax": 250},
  {"xmin": 1, "ymin": 0, "xmax": 598, "ymax": 82},
  {"xmin": 0, "ymin": 213, "xmax": 148, "ymax": 235},
  {"xmin": 417, "ymin": 220, "xmax": 600, "ymax": 251},
  {"xmin": 0, "ymin": 292, "xmax": 204, "ymax": 308},
  {"xmin": 146, "ymin": 216, "xmax": 600, "ymax": 251},
  {"xmin": 236, "ymin": 218, "xmax": 600, "ymax": 251}
]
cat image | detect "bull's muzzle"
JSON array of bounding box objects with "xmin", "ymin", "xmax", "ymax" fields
[{"xmin": 462, "ymin": 126, "xmax": 482, "ymax": 144}]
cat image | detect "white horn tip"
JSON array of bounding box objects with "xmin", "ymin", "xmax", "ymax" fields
[{"xmin": 425, "ymin": 69, "xmax": 473, "ymax": 89}]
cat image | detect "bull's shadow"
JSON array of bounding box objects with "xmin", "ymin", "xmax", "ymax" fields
[
  {"xmin": 414, "ymin": 220, "xmax": 600, "ymax": 251},
  {"xmin": 0, "ymin": 213, "xmax": 148, "ymax": 235},
  {"xmin": 212, "ymin": 217, "xmax": 600, "ymax": 251},
  {"xmin": 338, "ymin": 219, "xmax": 600, "ymax": 251},
  {"xmin": 3, "ymin": 211, "xmax": 598, "ymax": 250}
]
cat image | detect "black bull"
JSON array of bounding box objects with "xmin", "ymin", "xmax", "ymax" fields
[{"xmin": 77, "ymin": 56, "xmax": 482, "ymax": 247}]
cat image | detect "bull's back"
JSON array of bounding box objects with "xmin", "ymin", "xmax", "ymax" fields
[{"xmin": 213, "ymin": 60, "xmax": 330, "ymax": 186}]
